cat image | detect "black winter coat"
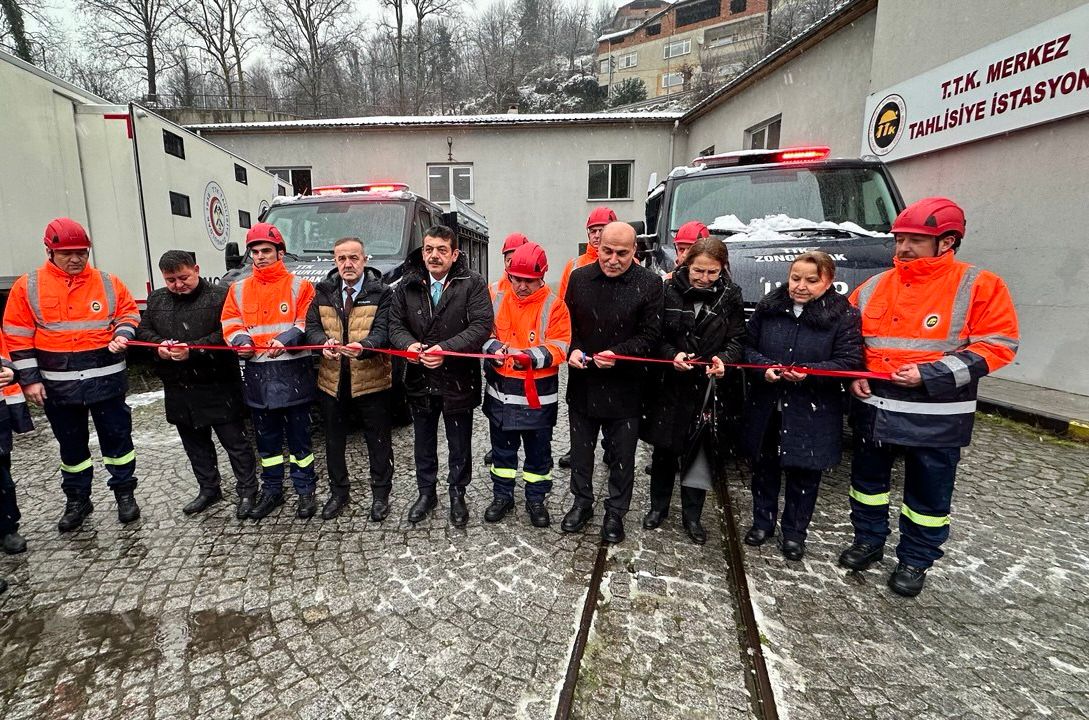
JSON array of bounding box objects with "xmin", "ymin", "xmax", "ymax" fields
[
  {"xmin": 741, "ymin": 286, "xmax": 863, "ymax": 470},
  {"xmin": 388, "ymin": 249, "xmax": 493, "ymax": 413},
  {"xmin": 640, "ymin": 268, "xmax": 745, "ymax": 453},
  {"xmin": 136, "ymin": 279, "xmax": 247, "ymax": 428},
  {"xmin": 565, "ymin": 261, "xmax": 663, "ymax": 419}
]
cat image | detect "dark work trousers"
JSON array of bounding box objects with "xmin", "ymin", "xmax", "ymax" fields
[
  {"xmin": 648, "ymin": 446, "xmax": 706, "ymax": 521},
  {"xmin": 319, "ymin": 389, "xmax": 394, "ymax": 500},
  {"xmin": 488, "ymin": 421, "xmax": 553, "ymax": 502},
  {"xmin": 848, "ymin": 435, "xmax": 960, "ymax": 569},
  {"xmin": 568, "ymin": 409, "xmax": 639, "ymax": 516},
  {"xmin": 251, "ymin": 405, "xmax": 316, "ymax": 497},
  {"xmin": 44, "ymin": 395, "xmax": 136, "ymax": 498},
  {"xmin": 411, "ymin": 394, "xmax": 472, "ymax": 496},
  {"xmin": 175, "ymin": 419, "xmax": 258, "ymax": 499},
  {"xmin": 0, "ymin": 453, "xmax": 19, "ymax": 536},
  {"xmin": 750, "ymin": 412, "xmax": 823, "ymax": 542}
]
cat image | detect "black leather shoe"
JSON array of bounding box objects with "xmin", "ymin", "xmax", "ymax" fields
[
  {"xmin": 642, "ymin": 508, "xmax": 668, "ymax": 530},
  {"xmin": 601, "ymin": 512, "xmax": 625, "ymax": 544},
  {"xmin": 370, "ymin": 496, "xmax": 390, "ymax": 522},
  {"xmin": 249, "ymin": 492, "xmax": 284, "ymax": 520},
  {"xmin": 838, "ymin": 542, "xmax": 885, "ymax": 571},
  {"xmin": 408, "ymin": 491, "xmax": 437, "ymax": 523},
  {"xmin": 781, "ymin": 539, "xmax": 805, "ymax": 561},
  {"xmin": 743, "ymin": 526, "xmax": 772, "ymax": 546},
  {"xmin": 557, "ymin": 451, "xmax": 572, "ymax": 469},
  {"xmin": 115, "ymin": 490, "xmax": 141, "ymax": 524},
  {"xmin": 236, "ymin": 496, "xmax": 255, "ymax": 520},
  {"xmin": 183, "ymin": 489, "xmax": 222, "ymax": 515},
  {"xmin": 321, "ymin": 494, "xmax": 349, "ymax": 520},
  {"xmin": 450, "ymin": 494, "xmax": 469, "ymax": 527},
  {"xmin": 484, "ymin": 497, "xmax": 514, "ymax": 523},
  {"xmin": 296, "ymin": 493, "xmax": 317, "ymax": 519},
  {"xmin": 644, "ymin": 464, "xmax": 652, "ymax": 476},
  {"xmin": 483, "ymin": 450, "xmax": 494, "ymax": 466},
  {"xmin": 526, "ymin": 501, "xmax": 550, "ymax": 528},
  {"xmin": 561, "ymin": 505, "xmax": 593, "ymax": 533},
  {"xmin": 683, "ymin": 518, "xmax": 707, "ymax": 545},
  {"xmin": 888, "ymin": 562, "xmax": 928, "ymax": 597},
  {"xmin": 2, "ymin": 531, "xmax": 27, "ymax": 555}
]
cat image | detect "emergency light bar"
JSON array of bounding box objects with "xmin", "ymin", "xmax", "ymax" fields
[
  {"xmin": 311, "ymin": 182, "xmax": 410, "ymax": 195},
  {"xmin": 692, "ymin": 146, "xmax": 831, "ymax": 168}
]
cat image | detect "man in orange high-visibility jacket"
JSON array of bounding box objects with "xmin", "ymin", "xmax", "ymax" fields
[
  {"xmin": 482, "ymin": 242, "xmax": 571, "ymax": 528},
  {"xmin": 840, "ymin": 197, "xmax": 1019, "ymax": 597},
  {"xmin": 3, "ymin": 218, "xmax": 141, "ymax": 532},
  {"xmin": 221, "ymin": 223, "xmax": 318, "ymax": 522},
  {"xmin": 1, "ymin": 329, "xmax": 34, "ymax": 558}
]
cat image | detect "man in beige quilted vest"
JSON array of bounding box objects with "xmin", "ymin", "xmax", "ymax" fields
[{"xmin": 304, "ymin": 237, "xmax": 394, "ymax": 521}]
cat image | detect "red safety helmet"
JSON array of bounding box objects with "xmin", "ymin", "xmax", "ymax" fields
[
  {"xmin": 674, "ymin": 221, "xmax": 710, "ymax": 246},
  {"xmin": 502, "ymin": 232, "xmax": 530, "ymax": 254},
  {"xmin": 507, "ymin": 242, "xmax": 548, "ymax": 280},
  {"xmin": 43, "ymin": 217, "xmax": 92, "ymax": 250},
  {"xmin": 891, "ymin": 197, "xmax": 966, "ymax": 241},
  {"xmin": 245, "ymin": 222, "xmax": 286, "ymax": 251},
  {"xmin": 585, "ymin": 207, "xmax": 617, "ymax": 229}
]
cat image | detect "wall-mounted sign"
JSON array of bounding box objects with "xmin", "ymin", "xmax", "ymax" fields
[
  {"xmin": 204, "ymin": 181, "xmax": 230, "ymax": 250},
  {"xmin": 863, "ymin": 4, "xmax": 1089, "ymax": 162}
]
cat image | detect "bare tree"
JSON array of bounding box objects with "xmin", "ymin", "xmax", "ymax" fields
[
  {"xmin": 259, "ymin": 0, "xmax": 356, "ymax": 117},
  {"xmin": 0, "ymin": 0, "xmax": 34, "ymax": 61},
  {"xmin": 379, "ymin": 0, "xmax": 407, "ymax": 113},
  {"xmin": 79, "ymin": 0, "xmax": 182, "ymax": 99},
  {"xmin": 408, "ymin": 0, "xmax": 458, "ymax": 113},
  {"xmin": 179, "ymin": 0, "xmax": 256, "ymax": 108}
]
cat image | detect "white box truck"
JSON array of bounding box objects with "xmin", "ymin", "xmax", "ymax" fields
[{"xmin": 0, "ymin": 50, "xmax": 290, "ymax": 307}]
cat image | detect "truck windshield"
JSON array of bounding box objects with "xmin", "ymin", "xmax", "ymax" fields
[
  {"xmin": 668, "ymin": 167, "xmax": 897, "ymax": 236},
  {"xmin": 263, "ymin": 201, "xmax": 408, "ymax": 258}
]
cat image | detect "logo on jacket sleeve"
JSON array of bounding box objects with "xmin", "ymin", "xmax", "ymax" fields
[
  {"xmin": 279, "ymin": 302, "xmax": 289, "ymax": 314},
  {"xmin": 924, "ymin": 314, "xmax": 940, "ymax": 329},
  {"xmin": 528, "ymin": 331, "xmax": 536, "ymax": 343},
  {"xmin": 90, "ymin": 300, "xmax": 102, "ymax": 312}
]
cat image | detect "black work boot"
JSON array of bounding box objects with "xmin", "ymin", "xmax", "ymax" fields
[
  {"xmin": 407, "ymin": 490, "xmax": 437, "ymax": 523},
  {"xmin": 601, "ymin": 511, "xmax": 625, "ymax": 544},
  {"xmin": 249, "ymin": 491, "xmax": 285, "ymax": 520},
  {"xmin": 321, "ymin": 494, "xmax": 349, "ymax": 520},
  {"xmin": 557, "ymin": 451, "xmax": 572, "ymax": 469},
  {"xmin": 683, "ymin": 517, "xmax": 708, "ymax": 545},
  {"xmin": 482, "ymin": 450, "xmax": 494, "ymax": 466},
  {"xmin": 236, "ymin": 495, "xmax": 256, "ymax": 520},
  {"xmin": 561, "ymin": 504, "xmax": 593, "ymax": 533},
  {"xmin": 58, "ymin": 496, "xmax": 94, "ymax": 533},
  {"xmin": 183, "ymin": 489, "xmax": 222, "ymax": 515},
  {"xmin": 450, "ymin": 492, "xmax": 469, "ymax": 528},
  {"xmin": 838, "ymin": 542, "xmax": 885, "ymax": 571},
  {"xmin": 642, "ymin": 508, "xmax": 668, "ymax": 530},
  {"xmin": 888, "ymin": 562, "xmax": 928, "ymax": 597},
  {"xmin": 296, "ymin": 493, "xmax": 317, "ymax": 519},
  {"xmin": 369, "ymin": 495, "xmax": 390, "ymax": 522},
  {"xmin": 1, "ymin": 531, "xmax": 27, "ymax": 555},
  {"xmin": 483, "ymin": 496, "xmax": 514, "ymax": 523},
  {"xmin": 115, "ymin": 489, "xmax": 141, "ymax": 524},
  {"xmin": 526, "ymin": 500, "xmax": 550, "ymax": 528}
]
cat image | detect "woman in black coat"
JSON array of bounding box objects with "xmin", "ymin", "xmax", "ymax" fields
[
  {"xmin": 641, "ymin": 234, "xmax": 745, "ymax": 544},
  {"xmin": 741, "ymin": 251, "xmax": 863, "ymax": 561}
]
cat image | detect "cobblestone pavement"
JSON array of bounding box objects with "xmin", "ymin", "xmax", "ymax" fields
[{"xmin": 727, "ymin": 415, "xmax": 1089, "ymax": 720}]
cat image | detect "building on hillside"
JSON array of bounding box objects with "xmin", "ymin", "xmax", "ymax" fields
[{"xmin": 596, "ymin": 0, "xmax": 768, "ymax": 99}]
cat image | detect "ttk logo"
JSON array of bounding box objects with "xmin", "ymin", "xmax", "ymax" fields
[
  {"xmin": 924, "ymin": 314, "xmax": 941, "ymax": 329},
  {"xmin": 868, "ymin": 94, "xmax": 906, "ymax": 156},
  {"xmin": 90, "ymin": 300, "xmax": 102, "ymax": 312}
]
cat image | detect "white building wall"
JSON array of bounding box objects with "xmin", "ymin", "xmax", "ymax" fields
[{"xmin": 199, "ymin": 123, "xmax": 675, "ymax": 284}]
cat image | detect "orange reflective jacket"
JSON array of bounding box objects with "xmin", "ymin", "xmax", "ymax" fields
[
  {"xmin": 849, "ymin": 252, "xmax": 1019, "ymax": 447},
  {"xmin": 488, "ymin": 275, "xmax": 511, "ymax": 316},
  {"xmin": 0, "ymin": 331, "xmax": 32, "ymax": 435},
  {"xmin": 556, "ymin": 245, "xmax": 598, "ymax": 302},
  {"xmin": 2, "ymin": 261, "xmax": 139, "ymax": 405}
]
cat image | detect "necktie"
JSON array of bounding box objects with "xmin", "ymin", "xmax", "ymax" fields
[
  {"xmin": 344, "ymin": 285, "xmax": 355, "ymax": 320},
  {"xmin": 431, "ymin": 280, "xmax": 442, "ymax": 306}
]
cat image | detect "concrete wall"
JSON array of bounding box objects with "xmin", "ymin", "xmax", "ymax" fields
[
  {"xmin": 199, "ymin": 123, "xmax": 675, "ymax": 284},
  {"xmin": 869, "ymin": 0, "xmax": 1089, "ymax": 395},
  {"xmin": 681, "ymin": 10, "xmax": 877, "ymax": 159}
]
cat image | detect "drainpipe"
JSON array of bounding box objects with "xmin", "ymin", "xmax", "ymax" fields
[{"xmin": 669, "ymin": 119, "xmax": 680, "ymax": 169}]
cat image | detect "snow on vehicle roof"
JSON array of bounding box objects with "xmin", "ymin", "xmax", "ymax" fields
[
  {"xmin": 709, "ymin": 214, "xmax": 890, "ymax": 242},
  {"xmin": 189, "ymin": 112, "xmax": 683, "ymax": 132}
]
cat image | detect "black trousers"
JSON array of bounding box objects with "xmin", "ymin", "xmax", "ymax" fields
[
  {"xmin": 648, "ymin": 446, "xmax": 706, "ymax": 520},
  {"xmin": 750, "ymin": 413, "xmax": 822, "ymax": 543},
  {"xmin": 0, "ymin": 453, "xmax": 19, "ymax": 536},
  {"xmin": 175, "ymin": 419, "xmax": 258, "ymax": 498},
  {"xmin": 410, "ymin": 395, "xmax": 472, "ymax": 495},
  {"xmin": 319, "ymin": 390, "xmax": 394, "ymax": 499},
  {"xmin": 568, "ymin": 409, "xmax": 639, "ymax": 516}
]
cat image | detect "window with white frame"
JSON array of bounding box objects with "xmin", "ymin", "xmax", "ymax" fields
[
  {"xmin": 661, "ymin": 72, "xmax": 685, "ymax": 89},
  {"xmin": 427, "ymin": 164, "xmax": 474, "ymax": 204},
  {"xmin": 587, "ymin": 161, "xmax": 632, "ymax": 201},
  {"xmin": 598, "ymin": 58, "xmax": 610, "ymax": 74},
  {"xmin": 746, "ymin": 115, "xmax": 782, "ymax": 150},
  {"xmin": 663, "ymin": 38, "xmax": 691, "ymax": 59},
  {"xmin": 618, "ymin": 51, "xmax": 637, "ymax": 69},
  {"xmin": 267, "ymin": 167, "xmax": 312, "ymax": 195}
]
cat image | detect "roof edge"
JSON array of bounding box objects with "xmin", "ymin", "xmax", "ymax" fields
[{"xmin": 188, "ymin": 112, "xmax": 685, "ymax": 133}]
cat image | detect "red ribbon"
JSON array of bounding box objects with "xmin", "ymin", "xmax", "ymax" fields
[
  {"xmin": 128, "ymin": 340, "xmax": 544, "ymax": 409},
  {"xmin": 590, "ymin": 353, "xmax": 893, "ymax": 381}
]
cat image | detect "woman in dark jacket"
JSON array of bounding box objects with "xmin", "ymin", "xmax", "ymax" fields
[
  {"xmin": 742, "ymin": 251, "xmax": 863, "ymax": 561},
  {"xmin": 641, "ymin": 234, "xmax": 745, "ymax": 544}
]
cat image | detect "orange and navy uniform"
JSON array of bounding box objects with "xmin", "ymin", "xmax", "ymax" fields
[
  {"xmin": 1, "ymin": 330, "xmax": 34, "ymax": 454},
  {"xmin": 849, "ymin": 251, "xmax": 1019, "ymax": 447},
  {"xmin": 482, "ymin": 284, "xmax": 571, "ymax": 431},
  {"xmin": 488, "ymin": 275, "xmax": 512, "ymax": 316},
  {"xmin": 2, "ymin": 261, "xmax": 139, "ymax": 405},
  {"xmin": 221, "ymin": 260, "xmax": 316, "ymax": 409},
  {"xmin": 556, "ymin": 245, "xmax": 598, "ymax": 302}
]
